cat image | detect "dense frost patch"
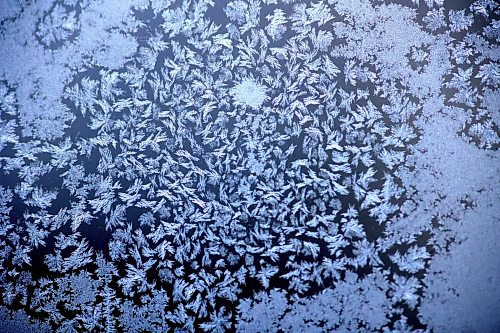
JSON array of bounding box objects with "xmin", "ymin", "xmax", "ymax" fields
[{"xmin": 231, "ymin": 79, "xmax": 268, "ymax": 110}]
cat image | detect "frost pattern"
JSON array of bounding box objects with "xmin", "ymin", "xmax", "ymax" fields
[{"xmin": 0, "ymin": 0, "xmax": 499, "ymax": 332}]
